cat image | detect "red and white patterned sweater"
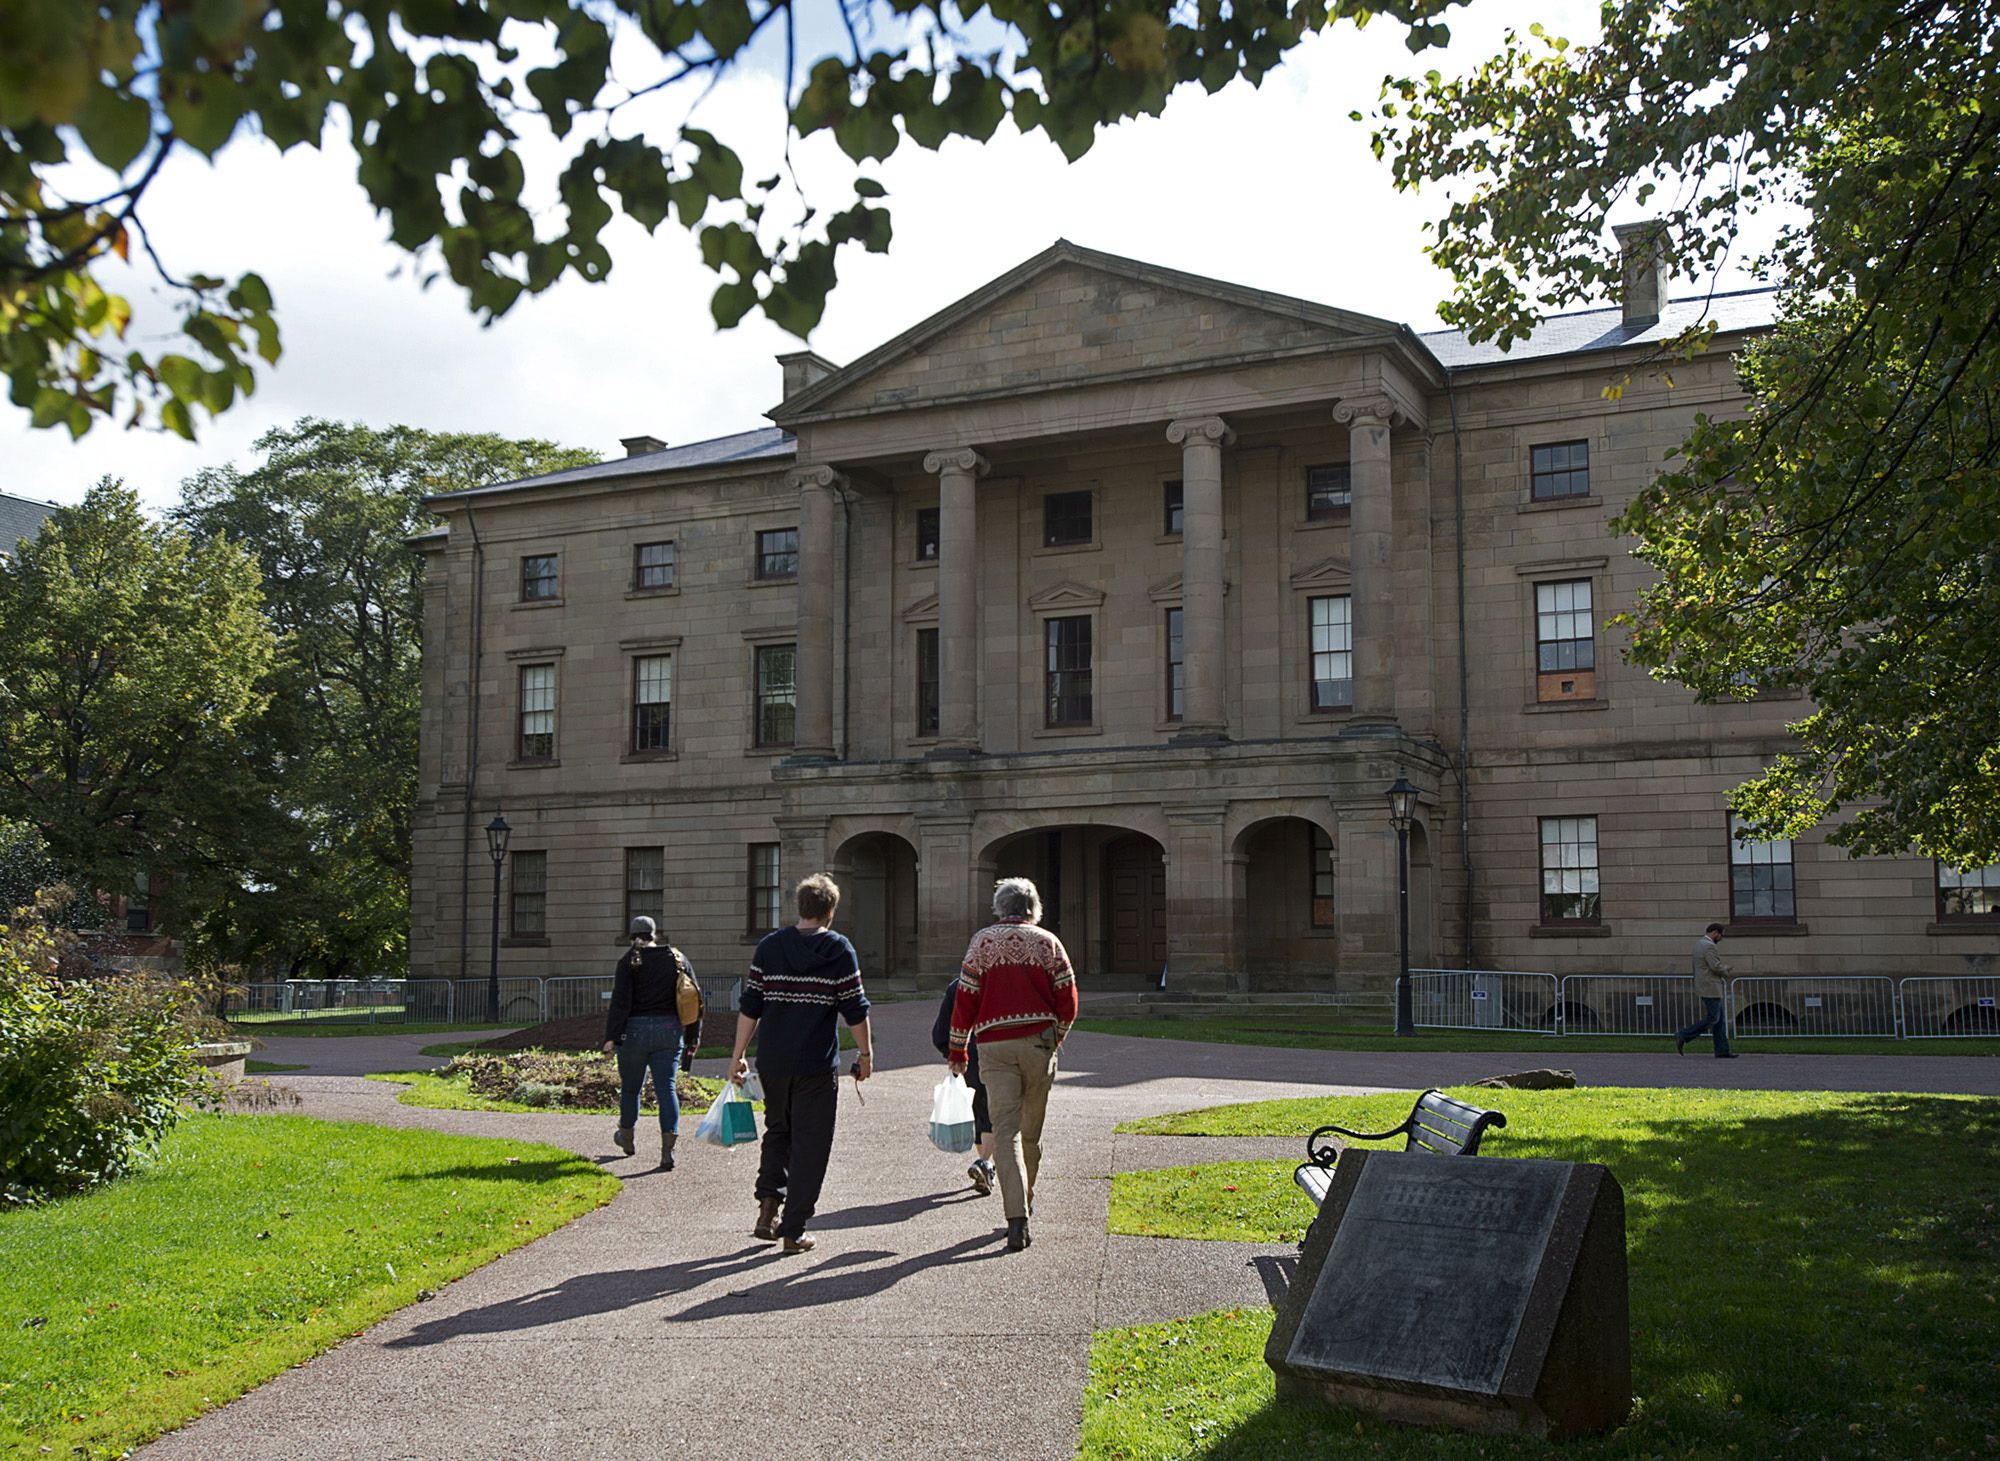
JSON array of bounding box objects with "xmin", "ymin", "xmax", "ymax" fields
[{"xmin": 949, "ymin": 917, "xmax": 1079, "ymax": 1058}]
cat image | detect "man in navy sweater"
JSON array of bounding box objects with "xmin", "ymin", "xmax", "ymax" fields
[{"xmin": 730, "ymin": 872, "xmax": 874, "ymax": 1253}]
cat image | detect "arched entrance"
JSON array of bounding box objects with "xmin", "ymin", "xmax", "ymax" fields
[
  {"xmin": 831, "ymin": 831, "xmax": 919, "ymax": 983},
  {"xmin": 1233, "ymin": 815, "xmax": 1338, "ymax": 990},
  {"xmin": 981, "ymin": 823, "xmax": 1166, "ymax": 982}
]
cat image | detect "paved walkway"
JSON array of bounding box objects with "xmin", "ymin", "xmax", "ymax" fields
[{"xmin": 152, "ymin": 1010, "xmax": 1999, "ymax": 1459}]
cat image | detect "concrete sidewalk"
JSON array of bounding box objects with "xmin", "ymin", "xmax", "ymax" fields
[{"xmin": 149, "ymin": 1003, "xmax": 1999, "ymax": 1460}]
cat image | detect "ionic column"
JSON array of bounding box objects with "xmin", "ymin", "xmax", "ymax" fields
[
  {"xmin": 1166, "ymin": 415, "xmax": 1234, "ymax": 740},
  {"xmin": 787, "ymin": 465, "xmax": 843, "ymax": 759},
  {"xmin": 1333, "ymin": 397, "xmax": 1403, "ymax": 726},
  {"xmin": 922, "ymin": 447, "xmax": 989, "ymax": 753}
]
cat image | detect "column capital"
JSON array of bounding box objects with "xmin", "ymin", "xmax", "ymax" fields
[
  {"xmin": 785, "ymin": 463, "xmax": 846, "ymax": 492},
  {"xmin": 1166, "ymin": 415, "xmax": 1235, "ymax": 448},
  {"xmin": 922, "ymin": 447, "xmax": 990, "ymax": 477},
  {"xmin": 1332, "ymin": 395, "xmax": 1407, "ymax": 430}
]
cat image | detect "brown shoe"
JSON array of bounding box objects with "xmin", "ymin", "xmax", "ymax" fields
[
  {"xmin": 781, "ymin": 1234, "xmax": 817, "ymax": 1254},
  {"xmin": 753, "ymin": 1197, "xmax": 781, "ymax": 1241}
]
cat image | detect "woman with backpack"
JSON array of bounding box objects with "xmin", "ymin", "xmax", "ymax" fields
[{"xmin": 603, "ymin": 915, "xmax": 704, "ymax": 1169}]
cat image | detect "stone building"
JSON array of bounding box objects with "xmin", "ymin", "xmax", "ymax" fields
[{"xmin": 409, "ymin": 238, "xmax": 1998, "ymax": 1016}]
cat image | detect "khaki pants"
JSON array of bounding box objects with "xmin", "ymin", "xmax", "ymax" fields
[{"xmin": 979, "ymin": 1032, "xmax": 1059, "ymax": 1220}]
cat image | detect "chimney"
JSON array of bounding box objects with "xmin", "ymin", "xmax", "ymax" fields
[
  {"xmin": 620, "ymin": 435, "xmax": 668, "ymax": 457},
  {"xmin": 778, "ymin": 350, "xmax": 840, "ymax": 402},
  {"xmin": 1612, "ymin": 220, "xmax": 1669, "ymax": 327}
]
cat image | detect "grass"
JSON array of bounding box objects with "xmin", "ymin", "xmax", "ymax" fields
[
  {"xmin": 1071, "ymin": 1014, "xmax": 2000, "ymax": 1057},
  {"xmin": 1088, "ymin": 1087, "xmax": 2000, "ymax": 1459},
  {"xmin": 226, "ymin": 1018, "xmax": 520, "ymax": 1038},
  {"xmin": 243, "ymin": 1060, "xmax": 306, "ymax": 1073},
  {"xmin": 0, "ymin": 1113, "xmax": 617, "ymax": 1459},
  {"xmin": 366, "ymin": 1067, "xmax": 734, "ymax": 1115}
]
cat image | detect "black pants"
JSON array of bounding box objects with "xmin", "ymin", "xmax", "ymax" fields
[{"xmin": 754, "ymin": 1070, "xmax": 838, "ymax": 1238}]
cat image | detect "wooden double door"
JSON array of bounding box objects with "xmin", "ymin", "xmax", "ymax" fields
[{"xmin": 1104, "ymin": 835, "xmax": 1167, "ymax": 975}]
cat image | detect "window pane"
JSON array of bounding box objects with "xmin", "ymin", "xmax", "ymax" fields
[
  {"xmin": 519, "ymin": 664, "xmax": 555, "ymax": 758},
  {"xmin": 522, "ymin": 554, "xmax": 559, "ymax": 600},
  {"xmin": 1539, "ymin": 816, "xmax": 1600, "ymax": 923},
  {"xmin": 1165, "ymin": 608, "xmax": 1184, "ymax": 721},
  {"xmin": 916, "ymin": 627, "xmax": 940, "ymax": 737},
  {"xmin": 1310, "ymin": 594, "xmax": 1353, "ymax": 710},
  {"xmin": 1043, "ymin": 491, "xmax": 1093, "ymax": 547},
  {"xmin": 1727, "ymin": 814, "xmax": 1795, "ymax": 920},
  {"xmin": 756, "ymin": 644, "xmax": 797, "ymax": 746},
  {"xmin": 1306, "ymin": 463, "xmax": 1352, "ymax": 517},
  {"xmin": 1535, "ymin": 579, "xmax": 1596, "ymax": 672},
  {"xmin": 632, "ymin": 655, "xmax": 672, "ymax": 751},
  {"xmin": 510, "ymin": 850, "xmax": 547, "ymax": 936},
  {"xmin": 1530, "ymin": 440, "xmax": 1591, "ymax": 500},
  {"xmin": 749, "ymin": 843, "xmax": 782, "ymax": 931},
  {"xmin": 626, "ymin": 847, "xmax": 664, "ymax": 927},
  {"xmin": 1045, "ymin": 616, "xmax": 1093, "ymax": 725},
  {"xmin": 1939, "ymin": 863, "xmax": 2000, "ymax": 918},
  {"xmin": 757, "ymin": 528, "xmax": 799, "ymax": 579},
  {"xmin": 635, "ymin": 541, "xmax": 676, "ymax": 590},
  {"xmin": 915, "ymin": 507, "xmax": 940, "ymax": 561},
  {"xmin": 1162, "ymin": 480, "xmax": 1184, "ymax": 536},
  {"xmin": 1310, "ymin": 825, "xmax": 1336, "ymax": 927}
]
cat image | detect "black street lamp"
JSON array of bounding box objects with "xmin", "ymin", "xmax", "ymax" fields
[
  {"xmin": 484, "ymin": 813, "xmax": 511, "ymax": 1023},
  {"xmin": 1386, "ymin": 777, "xmax": 1417, "ymax": 1037}
]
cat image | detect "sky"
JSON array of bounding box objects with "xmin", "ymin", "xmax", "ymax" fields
[{"xmin": 8, "ymin": 2, "xmax": 1649, "ymax": 513}]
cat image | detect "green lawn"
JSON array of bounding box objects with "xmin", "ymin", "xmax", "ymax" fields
[
  {"xmin": 367, "ymin": 1067, "xmax": 734, "ymax": 1115},
  {"xmin": 0, "ymin": 1113, "xmax": 616, "ymax": 1458},
  {"xmin": 1090, "ymin": 1087, "xmax": 2000, "ymax": 1459},
  {"xmin": 1073, "ymin": 1014, "xmax": 2000, "ymax": 1057}
]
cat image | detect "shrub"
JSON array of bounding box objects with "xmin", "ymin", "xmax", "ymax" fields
[
  {"xmin": 0, "ymin": 895, "xmax": 219, "ymax": 1206},
  {"xmin": 441, "ymin": 1048, "xmax": 717, "ymax": 1112}
]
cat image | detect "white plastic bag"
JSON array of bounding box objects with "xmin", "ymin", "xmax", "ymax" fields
[
  {"xmin": 929, "ymin": 1074, "xmax": 977, "ymax": 1154},
  {"xmin": 697, "ymin": 1079, "xmax": 758, "ymax": 1148}
]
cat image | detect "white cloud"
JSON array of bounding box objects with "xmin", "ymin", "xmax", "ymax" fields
[{"xmin": 10, "ymin": 1, "xmax": 1714, "ymax": 514}]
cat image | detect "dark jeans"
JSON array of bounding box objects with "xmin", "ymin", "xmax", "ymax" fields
[
  {"xmin": 1676, "ymin": 997, "xmax": 1732, "ymax": 1056},
  {"xmin": 616, "ymin": 1017, "xmax": 683, "ymax": 1132},
  {"xmin": 754, "ymin": 1069, "xmax": 838, "ymax": 1239}
]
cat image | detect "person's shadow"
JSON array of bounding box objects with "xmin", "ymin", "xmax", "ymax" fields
[{"xmin": 666, "ymin": 1230, "xmax": 1002, "ymax": 1322}]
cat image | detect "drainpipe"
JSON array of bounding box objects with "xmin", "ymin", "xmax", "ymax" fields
[
  {"xmin": 457, "ymin": 506, "xmax": 486, "ymax": 982},
  {"xmin": 1447, "ymin": 381, "xmax": 1475, "ymax": 969}
]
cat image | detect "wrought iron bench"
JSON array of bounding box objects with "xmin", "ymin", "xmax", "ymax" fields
[{"xmin": 1293, "ymin": 1088, "xmax": 1508, "ymax": 1208}]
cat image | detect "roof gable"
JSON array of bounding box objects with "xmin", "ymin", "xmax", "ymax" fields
[{"xmin": 773, "ymin": 241, "xmax": 1404, "ymax": 423}]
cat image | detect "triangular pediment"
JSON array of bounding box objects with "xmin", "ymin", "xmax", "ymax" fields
[
  {"xmin": 772, "ymin": 241, "xmax": 1401, "ymax": 423},
  {"xmin": 1290, "ymin": 555, "xmax": 1352, "ymax": 589},
  {"xmin": 1027, "ymin": 580, "xmax": 1106, "ymax": 611},
  {"xmin": 901, "ymin": 591, "xmax": 940, "ymax": 622},
  {"xmin": 1148, "ymin": 574, "xmax": 1230, "ymax": 602}
]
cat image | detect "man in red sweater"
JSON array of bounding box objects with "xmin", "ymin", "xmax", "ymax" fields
[{"xmin": 948, "ymin": 876, "xmax": 1079, "ymax": 1252}]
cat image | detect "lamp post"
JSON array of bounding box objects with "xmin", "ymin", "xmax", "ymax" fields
[
  {"xmin": 1386, "ymin": 777, "xmax": 1417, "ymax": 1037},
  {"xmin": 484, "ymin": 813, "xmax": 511, "ymax": 1023}
]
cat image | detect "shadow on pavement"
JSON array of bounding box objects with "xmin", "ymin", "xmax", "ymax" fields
[
  {"xmin": 806, "ymin": 1187, "xmax": 986, "ymax": 1231},
  {"xmin": 667, "ymin": 1231, "xmax": 1002, "ymax": 1321}
]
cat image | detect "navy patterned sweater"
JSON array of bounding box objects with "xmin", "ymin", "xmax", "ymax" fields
[{"xmin": 742, "ymin": 926, "xmax": 870, "ymax": 1077}]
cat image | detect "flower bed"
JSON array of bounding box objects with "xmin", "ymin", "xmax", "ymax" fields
[{"xmin": 439, "ymin": 1048, "xmax": 720, "ymax": 1112}]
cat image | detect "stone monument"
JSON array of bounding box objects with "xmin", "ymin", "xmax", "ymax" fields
[{"xmin": 1266, "ymin": 1149, "xmax": 1630, "ymax": 1438}]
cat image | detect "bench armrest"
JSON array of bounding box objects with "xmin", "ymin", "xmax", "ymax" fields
[{"xmin": 1308, "ymin": 1119, "xmax": 1411, "ymax": 1145}]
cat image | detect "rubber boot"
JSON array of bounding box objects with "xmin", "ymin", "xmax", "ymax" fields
[
  {"xmin": 659, "ymin": 1132, "xmax": 677, "ymax": 1172},
  {"xmin": 613, "ymin": 1126, "xmax": 635, "ymax": 1156},
  {"xmin": 754, "ymin": 1196, "xmax": 782, "ymax": 1241}
]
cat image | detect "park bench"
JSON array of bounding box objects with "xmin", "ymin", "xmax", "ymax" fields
[{"xmin": 1293, "ymin": 1089, "xmax": 1508, "ymax": 1208}]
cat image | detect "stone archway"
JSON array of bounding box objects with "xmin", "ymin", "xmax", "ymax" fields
[
  {"xmin": 830, "ymin": 830, "xmax": 920, "ymax": 984},
  {"xmin": 1230, "ymin": 814, "xmax": 1340, "ymax": 991},
  {"xmin": 980, "ymin": 822, "xmax": 1167, "ymax": 983}
]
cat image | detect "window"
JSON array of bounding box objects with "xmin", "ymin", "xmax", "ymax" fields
[
  {"xmin": 915, "ymin": 507, "xmax": 940, "ymax": 562},
  {"xmin": 748, "ymin": 843, "xmax": 782, "ymax": 933},
  {"xmin": 1310, "ymin": 826, "xmax": 1336, "ymax": 928},
  {"xmin": 1728, "ymin": 815, "xmax": 1796, "ymax": 922},
  {"xmin": 915, "ymin": 627, "xmax": 940, "ymax": 737},
  {"xmin": 1043, "ymin": 490, "xmax": 1093, "ymax": 547},
  {"xmin": 631, "ymin": 654, "xmax": 672, "ymax": 752},
  {"xmin": 1164, "ymin": 608, "xmax": 1184, "ymax": 721},
  {"xmin": 1535, "ymin": 579, "xmax": 1596, "ymax": 701},
  {"xmin": 1306, "ymin": 463, "xmax": 1352, "ymax": 519},
  {"xmin": 634, "ymin": 541, "xmax": 676, "ymax": 591},
  {"xmin": 1539, "ymin": 816, "xmax": 1601, "ymax": 925},
  {"xmin": 755, "ymin": 643, "xmax": 797, "ymax": 747},
  {"xmin": 1530, "ymin": 440, "xmax": 1591, "ymax": 500},
  {"xmin": 756, "ymin": 527, "xmax": 799, "ymax": 580},
  {"xmin": 1045, "ymin": 616, "xmax": 1093, "ymax": 726},
  {"xmin": 1938, "ymin": 863, "xmax": 2000, "ymax": 920},
  {"xmin": 126, "ymin": 870, "xmax": 152, "ymax": 934},
  {"xmin": 510, "ymin": 850, "xmax": 547, "ymax": 937},
  {"xmin": 1309, "ymin": 595, "xmax": 1353, "ymax": 711},
  {"xmin": 521, "ymin": 554, "xmax": 559, "ymax": 601},
  {"xmin": 1162, "ymin": 479, "xmax": 1184, "ymax": 536},
  {"xmin": 626, "ymin": 848, "xmax": 664, "ymax": 930},
  {"xmin": 518, "ymin": 663, "xmax": 556, "ymax": 760}
]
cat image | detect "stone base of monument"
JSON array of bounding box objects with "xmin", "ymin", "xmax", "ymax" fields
[{"xmin": 1265, "ymin": 1149, "xmax": 1630, "ymax": 1439}]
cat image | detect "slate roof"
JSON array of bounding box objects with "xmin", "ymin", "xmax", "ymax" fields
[
  {"xmin": 0, "ymin": 490, "xmax": 57, "ymax": 559},
  {"xmin": 425, "ymin": 426, "xmax": 795, "ymax": 505},
  {"xmin": 1421, "ymin": 288, "xmax": 1779, "ymax": 368}
]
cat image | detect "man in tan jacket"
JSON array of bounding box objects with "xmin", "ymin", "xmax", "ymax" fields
[{"xmin": 1675, "ymin": 922, "xmax": 1738, "ymax": 1058}]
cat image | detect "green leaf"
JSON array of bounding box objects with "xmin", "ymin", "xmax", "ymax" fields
[{"xmin": 74, "ymin": 89, "xmax": 154, "ymax": 172}]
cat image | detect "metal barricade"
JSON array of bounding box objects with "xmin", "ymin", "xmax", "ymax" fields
[
  {"xmin": 1406, "ymin": 969, "xmax": 1561, "ymax": 1033},
  {"xmin": 1898, "ymin": 975, "xmax": 2000, "ymax": 1038},
  {"xmin": 1556, "ymin": 974, "xmax": 1702, "ymax": 1037},
  {"xmin": 448, "ymin": 977, "xmax": 546, "ymax": 1025},
  {"xmin": 402, "ymin": 978, "xmax": 456, "ymax": 1024},
  {"xmin": 544, "ymin": 975, "xmax": 615, "ymax": 1021},
  {"xmin": 1728, "ymin": 976, "xmax": 1900, "ymax": 1038}
]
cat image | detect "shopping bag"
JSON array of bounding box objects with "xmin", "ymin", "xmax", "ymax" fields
[
  {"xmin": 698, "ymin": 1079, "xmax": 758, "ymax": 1148},
  {"xmin": 929, "ymin": 1074, "xmax": 977, "ymax": 1154}
]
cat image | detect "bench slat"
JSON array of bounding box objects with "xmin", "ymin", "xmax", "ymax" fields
[{"xmin": 1295, "ymin": 1089, "xmax": 1507, "ymax": 1209}]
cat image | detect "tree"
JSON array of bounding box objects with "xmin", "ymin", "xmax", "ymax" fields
[
  {"xmin": 1374, "ymin": 1, "xmax": 2000, "ymax": 867},
  {"xmin": 1, "ymin": 0, "xmax": 1452, "ymax": 440},
  {"xmin": 174, "ymin": 418, "xmax": 598, "ymax": 977},
  {"xmin": 0, "ymin": 481, "xmax": 278, "ymax": 925}
]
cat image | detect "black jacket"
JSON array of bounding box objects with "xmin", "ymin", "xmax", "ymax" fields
[
  {"xmin": 606, "ymin": 944, "xmax": 703, "ymax": 1066},
  {"xmin": 930, "ymin": 977, "xmax": 979, "ymax": 1082}
]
